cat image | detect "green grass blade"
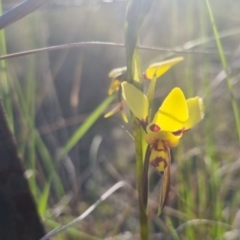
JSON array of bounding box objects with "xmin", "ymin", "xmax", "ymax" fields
[
  {"xmin": 38, "ymin": 182, "xmax": 51, "ymax": 216},
  {"xmin": 59, "ymin": 95, "xmax": 115, "ymax": 159},
  {"xmin": 0, "ymin": 0, "xmax": 13, "ymax": 131},
  {"xmin": 41, "ymin": 182, "xmax": 126, "ymax": 240},
  {"xmin": 35, "ymin": 131, "xmax": 65, "ymax": 198},
  {"xmin": 205, "ymin": 0, "xmax": 240, "ymax": 142},
  {"xmin": 44, "ymin": 219, "xmax": 103, "ymax": 240}
]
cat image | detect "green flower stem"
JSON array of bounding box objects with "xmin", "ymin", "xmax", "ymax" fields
[
  {"xmin": 125, "ymin": 1, "xmax": 155, "ymax": 238},
  {"xmin": 133, "ymin": 119, "xmax": 149, "ymax": 239}
]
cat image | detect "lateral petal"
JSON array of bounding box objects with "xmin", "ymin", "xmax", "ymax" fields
[
  {"xmin": 145, "ymin": 57, "xmax": 184, "ymax": 80},
  {"xmin": 184, "ymin": 97, "xmax": 204, "ymax": 130},
  {"xmin": 121, "ymin": 82, "xmax": 149, "ymax": 121}
]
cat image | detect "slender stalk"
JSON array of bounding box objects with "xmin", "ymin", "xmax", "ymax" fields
[
  {"xmin": 0, "ymin": 40, "xmax": 234, "ymax": 61},
  {"xmin": 133, "ymin": 119, "xmax": 148, "ymax": 239},
  {"xmin": 124, "ymin": 0, "xmax": 154, "ymax": 237},
  {"xmin": 40, "ymin": 182, "xmax": 127, "ymax": 240}
]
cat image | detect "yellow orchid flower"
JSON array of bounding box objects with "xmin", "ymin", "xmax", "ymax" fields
[
  {"xmin": 121, "ymin": 82, "xmax": 204, "ymax": 213},
  {"xmin": 105, "ymin": 58, "xmax": 184, "ymax": 122}
]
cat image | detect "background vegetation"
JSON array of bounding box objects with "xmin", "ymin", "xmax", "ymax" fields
[{"xmin": 1, "ymin": 0, "xmax": 240, "ymax": 239}]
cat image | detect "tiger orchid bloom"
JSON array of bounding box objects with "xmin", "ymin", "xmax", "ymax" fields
[
  {"xmin": 121, "ymin": 82, "xmax": 204, "ymax": 214},
  {"xmin": 104, "ymin": 57, "xmax": 184, "ymax": 123}
]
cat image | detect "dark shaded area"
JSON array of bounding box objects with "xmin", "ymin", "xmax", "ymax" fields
[{"xmin": 0, "ymin": 102, "xmax": 45, "ymax": 240}]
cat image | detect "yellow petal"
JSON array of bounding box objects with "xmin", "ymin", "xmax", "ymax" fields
[
  {"xmin": 145, "ymin": 57, "xmax": 184, "ymax": 80},
  {"xmin": 184, "ymin": 97, "xmax": 204, "ymax": 130},
  {"xmin": 146, "ymin": 131, "xmax": 180, "ymax": 148},
  {"xmin": 121, "ymin": 82, "xmax": 149, "ymax": 121},
  {"xmin": 108, "ymin": 67, "xmax": 127, "ymax": 78},
  {"xmin": 149, "ymin": 141, "xmax": 169, "ymax": 172},
  {"xmin": 148, "ymin": 141, "xmax": 171, "ymax": 214},
  {"xmin": 108, "ymin": 79, "xmax": 121, "ymax": 95},
  {"xmin": 150, "ymin": 88, "xmax": 188, "ymax": 132},
  {"xmin": 145, "ymin": 131, "xmax": 160, "ymax": 145},
  {"xmin": 108, "ymin": 67, "xmax": 127, "ymax": 95},
  {"xmin": 163, "ymin": 132, "xmax": 180, "ymax": 148}
]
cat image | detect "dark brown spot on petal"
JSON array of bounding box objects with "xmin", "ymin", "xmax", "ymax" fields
[
  {"xmin": 149, "ymin": 124, "xmax": 160, "ymax": 132},
  {"xmin": 172, "ymin": 128, "xmax": 184, "ymax": 136},
  {"xmin": 153, "ymin": 140, "xmax": 166, "ymax": 151},
  {"xmin": 151, "ymin": 157, "xmax": 168, "ymax": 170}
]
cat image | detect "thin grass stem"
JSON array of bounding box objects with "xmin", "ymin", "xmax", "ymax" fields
[
  {"xmin": 205, "ymin": 0, "xmax": 240, "ymax": 143},
  {"xmin": 40, "ymin": 181, "xmax": 128, "ymax": 240}
]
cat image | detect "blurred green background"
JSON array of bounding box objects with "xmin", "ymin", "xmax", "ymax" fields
[{"xmin": 1, "ymin": 0, "xmax": 240, "ymax": 239}]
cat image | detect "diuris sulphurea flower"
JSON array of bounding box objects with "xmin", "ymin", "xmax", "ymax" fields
[
  {"xmin": 121, "ymin": 82, "xmax": 204, "ymax": 214},
  {"xmin": 104, "ymin": 57, "xmax": 184, "ymax": 123},
  {"xmin": 104, "ymin": 56, "xmax": 203, "ymax": 214}
]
